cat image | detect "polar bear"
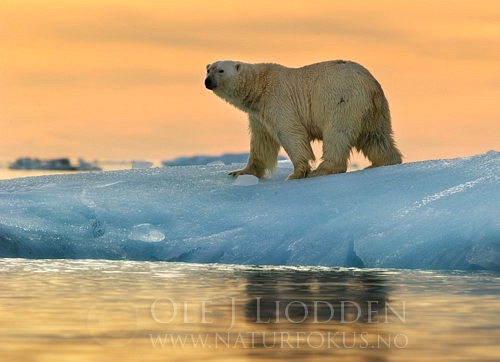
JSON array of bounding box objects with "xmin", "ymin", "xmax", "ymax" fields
[{"xmin": 205, "ymin": 60, "xmax": 402, "ymax": 180}]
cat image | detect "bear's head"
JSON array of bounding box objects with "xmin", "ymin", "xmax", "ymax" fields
[{"xmin": 205, "ymin": 61, "xmax": 241, "ymax": 92}]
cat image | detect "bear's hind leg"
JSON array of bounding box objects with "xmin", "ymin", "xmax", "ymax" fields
[
  {"xmin": 359, "ymin": 96, "xmax": 403, "ymax": 169},
  {"xmin": 360, "ymin": 132, "xmax": 402, "ymax": 169}
]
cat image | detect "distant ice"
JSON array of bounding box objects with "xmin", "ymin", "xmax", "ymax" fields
[
  {"xmin": 163, "ymin": 152, "xmax": 287, "ymax": 166},
  {"xmin": 277, "ymin": 160, "xmax": 294, "ymax": 169},
  {"xmin": 0, "ymin": 151, "xmax": 499, "ymax": 271},
  {"xmin": 132, "ymin": 161, "xmax": 153, "ymax": 169},
  {"xmin": 9, "ymin": 157, "xmax": 101, "ymax": 171}
]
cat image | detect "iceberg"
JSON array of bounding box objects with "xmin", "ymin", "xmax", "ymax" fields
[{"xmin": 0, "ymin": 151, "xmax": 499, "ymax": 271}]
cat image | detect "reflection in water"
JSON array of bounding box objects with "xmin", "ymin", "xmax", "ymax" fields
[
  {"xmin": 243, "ymin": 269, "xmax": 397, "ymax": 361},
  {"xmin": 0, "ymin": 260, "xmax": 499, "ymax": 361}
]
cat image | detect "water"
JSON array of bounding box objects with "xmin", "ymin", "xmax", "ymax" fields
[{"xmin": 1, "ymin": 259, "xmax": 499, "ymax": 361}]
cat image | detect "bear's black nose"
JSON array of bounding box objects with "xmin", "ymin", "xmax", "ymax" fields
[{"xmin": 204, "ymin": 78, "xmax": 213, "ymax": 90}]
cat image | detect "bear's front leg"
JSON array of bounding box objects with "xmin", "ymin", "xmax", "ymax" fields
[
  {"xmin": 228, "ymin": 162, "xmax": 265, "ymax": 178},
  {"xmin": 229, "ymin": 115, "xmax": 280, "ymax": 179},
  {"xmin": 277, "ymin": 126, "xmax": 315, "ymax": 180},
  {"xmin": 285, "ymin": 162, "xmax": 311, "ymax": 180}
]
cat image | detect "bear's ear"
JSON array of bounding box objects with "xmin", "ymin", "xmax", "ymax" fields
[
  {"xmin": 206, "ymin": 63, "xmax": 211, "ymax": 70},
  {"xmin": 235, "ymin": 63, "xmax": 241, "ymax": 71}
]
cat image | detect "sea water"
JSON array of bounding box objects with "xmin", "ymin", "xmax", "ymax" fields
[{"xmin": 1, "ymin": 259, "xmax": 499, "ymax": 361}]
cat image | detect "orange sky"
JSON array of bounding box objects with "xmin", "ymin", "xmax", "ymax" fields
[{"xmin": 1, "ymin": 0, "xmax": 499, "ymax": 164}]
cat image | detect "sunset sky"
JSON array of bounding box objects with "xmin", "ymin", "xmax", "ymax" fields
[{"xmin": 1, "ymin": 0, "xmax": 499, "ymax": 164}]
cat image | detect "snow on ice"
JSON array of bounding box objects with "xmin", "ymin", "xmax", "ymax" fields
[{"xmin": 0, "ymin": 151, "xmax": 499, "ymax": 271}]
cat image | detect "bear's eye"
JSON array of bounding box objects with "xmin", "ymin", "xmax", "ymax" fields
[{"xmin": 219, "ymin": 69, "xmax": 224, "ymax": 73}]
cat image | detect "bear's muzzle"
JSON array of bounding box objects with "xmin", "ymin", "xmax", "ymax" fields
[{"xmin": 205, "ymin": 77, "xmax": 215, "ymax": 90}]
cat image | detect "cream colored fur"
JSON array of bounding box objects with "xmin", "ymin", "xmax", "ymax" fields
[{"xmin": 205, "ymin": 60, "xmax": 402, "ymax": 180}]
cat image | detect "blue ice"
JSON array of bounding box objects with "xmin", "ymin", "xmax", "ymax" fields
[{"xmin": 0, "ymin": 151, "xmax": 499, "ymax": 271}]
